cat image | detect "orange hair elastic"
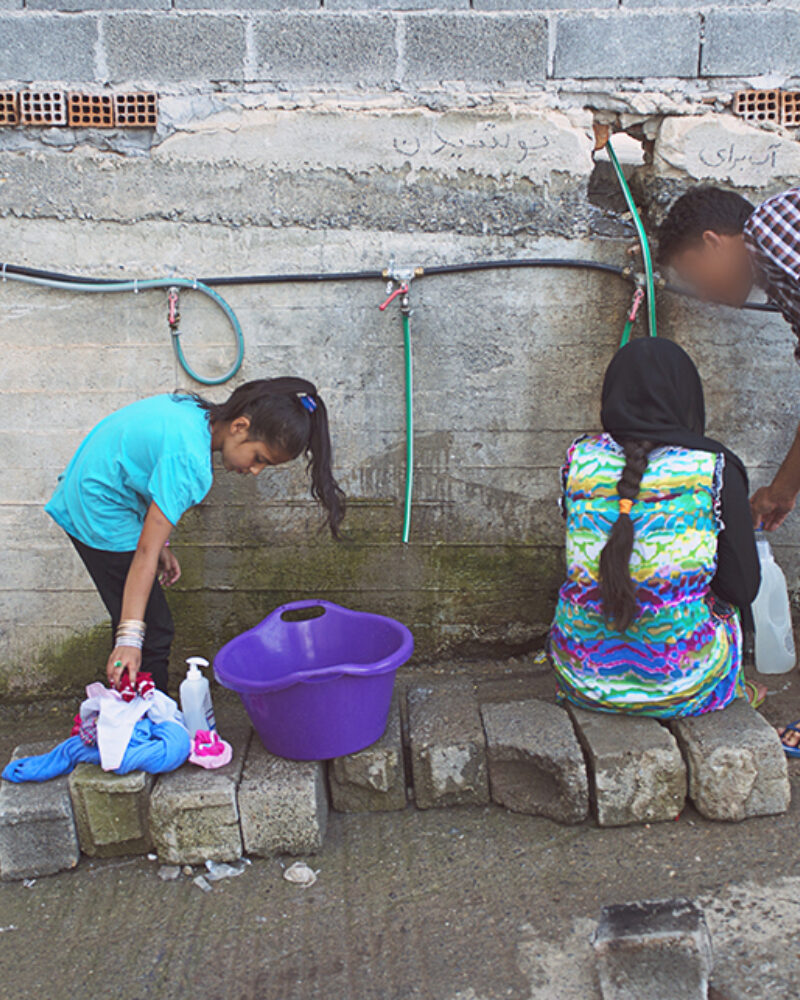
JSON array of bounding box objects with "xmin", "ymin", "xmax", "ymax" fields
[{"xmin": 618, "ymin": 498, "xmax": 634, "ymax": 515}]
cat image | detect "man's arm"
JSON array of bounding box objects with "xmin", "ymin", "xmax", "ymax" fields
[{"xmin": 750, "ymin": 421, "xmax": 800, "ymax": 530}]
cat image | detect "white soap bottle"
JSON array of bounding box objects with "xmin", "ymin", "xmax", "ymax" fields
[
  {"xmin": 179, "ymin": 657, "xmax": 217, "ymax": 736},
  {"xmin": 751, "ymin": 535, "xmax": 796, "ymax": 675}
]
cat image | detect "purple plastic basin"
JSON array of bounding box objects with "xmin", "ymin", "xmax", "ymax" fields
[{"xmin": 213, "ymin": 600, "xmax": 414, "ymax": 760}]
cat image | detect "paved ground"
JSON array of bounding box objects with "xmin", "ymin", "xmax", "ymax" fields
[{"xmin": 1, "ymin": 663, "xmax": 799, "ymax": 1000}]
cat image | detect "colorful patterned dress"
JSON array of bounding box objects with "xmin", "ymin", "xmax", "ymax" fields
[{"xmin": 549, "ymin": 433, "xmax": 743, "ymax": 717}]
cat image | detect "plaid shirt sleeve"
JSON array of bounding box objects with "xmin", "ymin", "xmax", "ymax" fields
[{"xmin": 744, "ymin": 187, "xmax": 800, "ymax": 284}]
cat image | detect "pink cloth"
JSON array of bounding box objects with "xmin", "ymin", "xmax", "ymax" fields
[{"xmin": 189, "ymin": 729, "xmax": 233, "ymax": 769}]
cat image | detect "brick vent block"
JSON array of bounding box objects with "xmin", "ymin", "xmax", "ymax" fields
[
  {"xmin": 732, "ymin": 89, "xmax": 781, "ymax": 124},
  {"xmin": 0, "ymin": 92, "xmax": 18, "ymax": 126},
  {"xmin": 782, "ymin": 92, "xmax": 800, "ymax": 127},
  {"xmin": 114, "ymin": 92, "xmax": 158, "ymax": 128},
  {"xmin": 19, "ymin": 90, "xmax": 67, "ymax": 127},
  {"xmin": 68, "ymin": 93, "xmax": 114, "ymax": 129}
]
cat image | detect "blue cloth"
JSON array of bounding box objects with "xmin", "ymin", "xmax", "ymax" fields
[
  {"xmin": 1, "ymin": 719, "xmax": 191, "ymax": 783},
  {"xmin": 45, "ymin": 394, "xmax": 213, "ymax": 551}
]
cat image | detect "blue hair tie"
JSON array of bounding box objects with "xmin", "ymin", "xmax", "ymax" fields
[{"xmin": 299, "ymin": 393, "xmax": 317, "ymax": 414}]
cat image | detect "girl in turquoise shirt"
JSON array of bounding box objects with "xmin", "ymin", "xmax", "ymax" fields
[{"xmin": 45, "ymin": 377, "xmax": 345, "ymax": 693}]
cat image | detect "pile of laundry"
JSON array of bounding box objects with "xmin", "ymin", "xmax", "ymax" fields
[{"xmin": 2, "ymin": 673, "xmax": 191, "ymax": 783}]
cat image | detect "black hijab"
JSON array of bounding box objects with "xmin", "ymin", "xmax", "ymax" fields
[{"xmin": 600, "ymin": 338, "xmax": 748, "ymax": 484}]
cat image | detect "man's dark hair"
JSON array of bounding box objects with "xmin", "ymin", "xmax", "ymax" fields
[{"xmin": 657, "ymin": 186, "xmax": 755, "ymax": 264}]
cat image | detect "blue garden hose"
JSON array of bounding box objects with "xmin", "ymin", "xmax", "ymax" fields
[{"xmin": 2, "ymin": 272, "xmax": 244, "ymax": 385}]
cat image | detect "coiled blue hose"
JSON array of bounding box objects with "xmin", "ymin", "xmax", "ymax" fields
[{"xmin": 2, "ymin": 272, "xmax": 244, "ymax": 385}]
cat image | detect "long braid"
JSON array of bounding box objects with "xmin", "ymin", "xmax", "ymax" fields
[{"xmin": 598, "ymin": 439, "xmax": 654, "ymax": 632}]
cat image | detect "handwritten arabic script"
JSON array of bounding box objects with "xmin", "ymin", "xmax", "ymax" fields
[
  {"xmin": 393, "ymin": 123, "xmax": 550, "ymax": 166},
  {"xmin": 697, "ymin": 141, "xmax": 783, "ymax": 171}
]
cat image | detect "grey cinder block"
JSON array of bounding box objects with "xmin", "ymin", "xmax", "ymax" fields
[
  {"xmin": 402, "ymin": 13, "xmax": 547, "ymax": 84},
  {"xmin": 252, "ymin": 12, "xmax": 396, "ymax": 86},
  {"xmin": 0, "ymin": 742, "xmax": 79, "ymax": 881},
  {"xmin": 408, "ymin": 680, "xmax": 489, "ymax": 809},
  {"xmin": 329, "ymin": 697, "xmax": 407, "ymax": 813},
  {"xmin": 701, "ymin": 10, "xmax": 800, "ymax": 77},
  {"xmin": 238, "ymin": 741, "xmax": 328, "ymax": 856},
  {"xmin": 69, "ymin": 764, "xmax": 153, "ymax": 858},
  {"xmin": 669, "ymin": 699, "xmax": 790, "ymax": 821},
  {"xmin": 0, "ymin": 14, "xmax": 98, "ymax": 81},
  {"xmin": 149, "ymin": 727, "xmax": 249, "ymax": 864},
  {"xmin": 568, "ymin": 706, "xmax": 686, "ymax": 826},
  {"xmin": 593, "ymin": 898, "xmax": 713, "ymax": 1000},
  {"xmin": 103, "ymin": 13, "xmax": 247, "ymax": 83},
  {"xmin": 481, "ymin": 699, "xmax": 589, "ymax": 824},
  {"xmin": 552, "ymin": 12, "xmax": 701, "ymax": 80}
]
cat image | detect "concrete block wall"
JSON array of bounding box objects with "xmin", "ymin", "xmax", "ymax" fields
[
  {"xmin": 1, "ymin": 0, "xmax": 800, "ymax": 697},
  {"xmin": 0, "ymin": 4, "xmax": 798, "ymax": 87}
]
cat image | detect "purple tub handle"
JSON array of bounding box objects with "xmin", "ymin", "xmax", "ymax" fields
[{"xmin": 270, "ymin": 600, "xmax": 332, "ymax": 624}]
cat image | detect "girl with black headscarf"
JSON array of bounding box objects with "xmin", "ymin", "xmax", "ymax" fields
[{"xmin": 549, "ymin": 338, "xmax": 760, "ymax": 717}]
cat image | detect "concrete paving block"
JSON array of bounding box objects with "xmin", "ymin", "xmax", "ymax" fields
[
  {"xmin": 552, "ymin": 12, "xmax": 701, "ymax": 79},
  {"xmin": 0, "ymin": 742, "xmax": 79, "ymax": 881},
  {"xmin": 408, "ymin": 680, "xmax": 489, "ymax": 809},
  {"xmin": 402, "ymin": 13, "xmax": 547, "ymax": 84},
  {"xmin": 481, "ymin": 700, "xmax": 589, "ymax": 824},
  {"xmin": 0, "ymin": 14, "xmax": 98, "ymax": 82},
  {"xmin": 701, "ymin": 10, "xmax": 800, "ymax": 77},
  {"xmin": 252, "ymin": 12, "xmax": 396, "ymax": 86},
  {"xmin": 68, "ymin": 764, "xmax": 153, "ymax": 858},
  {"xmin": 238, "ymin": 741, "xmax": 328, "ymax": 856},
  {"xmin": 329, "ymin": 697, "xmax": 407, "ymax": 812},
  {"xmin": 568, "ymin": 707, "xmax": 686, "ymax": 827},
  {"xmin": 593, "ymin": 898, "xmax": 713, "ymax": 1000},
  {"xmin": 149, "ymin": 727, "xmax": 250, "ymax": 864},
  {"xmin": 103, "ymin": 13, "xmax": 247, "ymax": 84},
  {"xmin": 669, "ymin": 700, "xmax": 790, "ymax": 822}
]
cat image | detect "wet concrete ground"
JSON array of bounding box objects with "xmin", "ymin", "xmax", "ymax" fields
[{"xmin": 1, "ymin": 662, "xmax": 799, "ymax": 1000}]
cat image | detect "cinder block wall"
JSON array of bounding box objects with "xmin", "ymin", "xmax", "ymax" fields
[{"xmin": 1, "ymin": 0, "xmax": 799, "ymax": 696}]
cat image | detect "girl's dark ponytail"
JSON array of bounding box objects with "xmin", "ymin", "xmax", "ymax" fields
[
  {"xmin": 598, "ymin": 439, "xmax": 653, "ymax": 632},
  {"xmin": 188, "ymin": 377, "xmax": 345, "ymax": 539},
  {"xmin": 303, "ymin": 392, "xmax": 346, "ymax": 539}
]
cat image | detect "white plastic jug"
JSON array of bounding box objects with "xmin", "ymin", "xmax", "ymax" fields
[
  {"xmin": 179, "ymin": 656, "xmax": 217, "ymax": 736},
  {"xmin": 751, "ymin": 535, "xmax": 796, "ymax": 675}
]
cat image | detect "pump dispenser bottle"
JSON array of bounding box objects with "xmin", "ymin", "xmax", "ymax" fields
[{"xmin": 179, "ymin": 656, "xmax": 216, "ymax": 736}]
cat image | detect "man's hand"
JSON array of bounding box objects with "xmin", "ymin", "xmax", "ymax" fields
[
  {"xmin": 750, "ymin": 484, "xmax": 796, "ymax": 531},
  {"xmin": 107, "ymin": 645, "xmax": 142, "ymax": 689},
  {"xmin": 158, "ymin": 546, "xmax": 181, "ymax": 587}
]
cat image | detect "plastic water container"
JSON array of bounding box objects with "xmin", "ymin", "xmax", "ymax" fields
[
  {"xmin": 751, "ymin": 535, "xmax": 796, "ymax": 675},
  {"xmin": 213, "ymin": 600, "xmax": 414, "ymax": 760}
]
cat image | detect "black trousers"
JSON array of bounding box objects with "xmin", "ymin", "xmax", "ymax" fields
[{"xmin": 69, "ymin": 535, "xmax": 174, "ymax": 692}]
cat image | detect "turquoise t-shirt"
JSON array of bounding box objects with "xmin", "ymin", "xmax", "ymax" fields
[{"xmin": 45, "ymin": 394, "xmax": 213, "ymax": 552}]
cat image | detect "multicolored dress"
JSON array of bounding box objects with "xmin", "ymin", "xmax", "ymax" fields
[{"xmin": 549, "ymin": 433, "xmax": 743, "ymax": 717}]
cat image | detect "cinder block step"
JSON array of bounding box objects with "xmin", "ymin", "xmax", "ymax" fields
[
  {"xmin": 0, "ymin": 741, "xmax": 79, "ymax": 881},
  {"xmin": 329, "ymin": 696, "xmax": 407, "ymax": 813},
  {"xmin": 238, "ymin": 741, "xmax": 327, "ymax": 857},
  {"xmin": 149, "ymin": 725, "xmax": 250, "ymax": 864},
  {"xmin": 408, "ymin": 680, "xmax": 489, "ymax": 809},
  {"xmin": 68, "ymin": 764, "xmax": 153, "ymax": 858},
  {"xmin": 593, "ymin": 898, "xmax": 713, "ymax": 1000},
  {"xmin": 481, "ymin": 700, "xmax": 589, "ymax": 824},
  {"xmin": 567, "ymin": 706, "xmax": 686, "ymax": 827},
  {"xmin": 669, "ymin": 699, "xmax": 790, "ymax": 821}
]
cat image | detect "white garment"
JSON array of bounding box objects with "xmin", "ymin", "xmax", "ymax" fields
[{"xmin": 79, "ymin": 683, "xmax": 187, "ymax": 771}]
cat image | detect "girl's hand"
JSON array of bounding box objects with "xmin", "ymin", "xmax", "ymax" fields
[
  {"xmin": 107, "ymin": 646, "xmax": 142, "ymax": 689},
  {"xmin": 158, "ymin": 546, "xmax": 181, "ymax": 587}
]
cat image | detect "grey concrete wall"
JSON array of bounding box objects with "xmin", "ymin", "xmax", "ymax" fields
[
  {"xmin": 0, "ymin": 4, "xmax": 798, "ymax": 88},
  {"xmin": 2, "ymin": 4, "xmax": 800, "ymax": 697}
]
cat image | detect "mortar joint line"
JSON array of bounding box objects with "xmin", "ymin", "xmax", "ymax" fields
[{"xmin": 394, "ymin": 13, "xmax": 406, "ymax": 89}]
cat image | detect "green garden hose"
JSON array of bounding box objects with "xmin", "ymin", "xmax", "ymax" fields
[
  {"xmin": 606, "ymin": 139, "xmax": 657, "ymax": 343},
  {"xmin": 2, "ymin": 272, "xmax": 244, "ymax": 385},
  {"xmin": 402, "ymin": 310, "xmax": 414, "ymax": 545}
]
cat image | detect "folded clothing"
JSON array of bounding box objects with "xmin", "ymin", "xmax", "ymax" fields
[{"xmin": 2, "ymin": 718, "xmax": 191, "ymax": 783}]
